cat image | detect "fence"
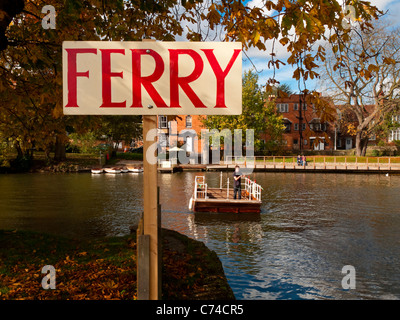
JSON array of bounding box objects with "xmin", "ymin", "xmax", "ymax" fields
[
  {"xmin": 244, "ymin": 177, "xmax": 262, "ymax": 201},
  {"xmin": 222, "ymin": 155, "xmax": 400, "ymax": 171}
]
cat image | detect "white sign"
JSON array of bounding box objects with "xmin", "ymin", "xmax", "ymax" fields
[{"xmin": 62, "ymin": 41, "xmax": 242, "ymax": 115}]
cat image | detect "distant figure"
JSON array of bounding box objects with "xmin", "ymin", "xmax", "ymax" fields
[
  {"xmin": 233, "ymin": 165, "xmax": 243, "ymax": 200},
  {"xmin": 297, "ymin": 154, "xmax": 302, "ymax": 166},
  {"xmin": 302, "ymin": 154, "xmax": 307, "ymax": 166}
]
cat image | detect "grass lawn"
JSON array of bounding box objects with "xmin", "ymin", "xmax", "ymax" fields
[{"xmin": 0, "ymin": 229, "xmax": 234, "ymax": 300}]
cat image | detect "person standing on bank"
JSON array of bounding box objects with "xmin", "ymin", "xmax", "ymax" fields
[{"xmin": 233, "ymin": 165, "xmax": 243, "ymax": 200}]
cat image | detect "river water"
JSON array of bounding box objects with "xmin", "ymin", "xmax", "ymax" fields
[{"xmin": 1, "ymin": 171, "xmax": 399, "ymax": 300}]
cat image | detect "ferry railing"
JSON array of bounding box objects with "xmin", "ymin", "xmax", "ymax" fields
[
  {"xmin": 194, "ymin": 176, "xmax": 207, "ymax": 200},
  {"xmin": 243, "ymin": 177, "xmax": 262, "ymax": 201}
]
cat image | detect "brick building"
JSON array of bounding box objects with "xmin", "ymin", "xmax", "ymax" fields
[
  {"xmin": 157, "ymin": 115, "xmax": 205, "ymax": 154},
  {"xmin": 266, "ymin": 93, "xmax": 336, "ymax": 151}
]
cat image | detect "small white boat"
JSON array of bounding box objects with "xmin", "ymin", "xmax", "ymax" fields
[
  {"xmin": 120, "ymin": 168, "xmax": 129, "ymax": 173},
  {"xmin": 127, "ymin": 167, "xmax": 143, "ymax": 173},
  {"xmin": 91, "ymin": 168, "xmax": 103, "ymax": 174},
  {"xmin": 104, "ymin": 167, "xmax": 121, "ymax": 174}
]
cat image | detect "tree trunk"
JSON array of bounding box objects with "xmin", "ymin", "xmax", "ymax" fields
[
  {"xmin": 54, "ymin": 135, "xmax": 66, "ymax": 162},
  {"xmin": 361, "ymin": 138, "xmax": 369, "ymax": 156},
  {"xmin": 14, "ymin": 141, "xmax": 23, "ymax": 159},
  {"xmin": 355, "ymin": 131, "xmax": 362, "ymax": 156},
  {"xmin": 355, "ymin": 131, "xmax": 369, "ymax": 156}
]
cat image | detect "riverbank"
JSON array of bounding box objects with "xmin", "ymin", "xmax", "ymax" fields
[
  {"xmin": 0, "ymin": 152, "xmax": 144, "ymax": 174},
  {"xmin": 0, "ymin": 229, "xmax": 234, "ymax": 300}
]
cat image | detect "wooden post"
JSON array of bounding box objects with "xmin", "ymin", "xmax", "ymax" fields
[
  {"xmin": 313, "ymin": 156, "xmax": 315, "ymax": 170},
  {"xmin": 227, "ymin": 178, "xmax": 230, "ymax": 199},
  {"xmin": 137, "ymin": 234, "xmax": 150, "ymax": 299},
  {"xmin": 142, "ymin": 115, "xmax": 160, "ymax": 300}
]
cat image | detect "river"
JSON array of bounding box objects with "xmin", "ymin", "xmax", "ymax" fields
[{"xmin": 1, "ymin": 171, "xmax": 399, "ymax": 300}]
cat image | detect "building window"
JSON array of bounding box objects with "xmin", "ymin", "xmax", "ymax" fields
[
  {"xmin": 186, "ymin": 116, "xmax": 192, "ymax": 128},
  {"xmin": 303, "ymin": 104, "xmax": 307, "ymax": 110},
  {"xmin": 293, "ymin": 138, "xmax": 298, "ymax": 144},
  {"xmin": 304, "ymin": 139, "xmax": 307, "ymax": 145},
  {"xmin": 302, "ymin": 123, "xmax": 306, "ymax": 130},
  {"xmin": 294, "ymin": 123, "xmax": 299, "ymax": 131},
  {"xmin": 389, "ymin": 129, "xmax": 400, "ymax": 141},
  {"xmin": 293, "ymin": 103, "xmax": 299, "ymax": 111},
  {"xmin": 277, "ymin": 103, "xmax": 289, "ymax": 113},
  {"xmin": 158, "ymin": 116, "xmax": 168, "ymax": 128},
  {"xmin": 284, "ymin": 123, "xmax": 291, "ymax": 132}
]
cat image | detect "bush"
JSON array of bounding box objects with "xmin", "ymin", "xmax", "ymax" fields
[
  {"xmin": 377, "ymin": 140, "xmax": 386, "ymax": 147},
  {"xmin": 10, "ymin": 154, "xmax": 33, "ymax": 172},
  {"xmin": 115, "ymin": 152, "xmax": 143, "ymax": 161},
  {"xmin": 0, "ymin": 141, "xmax": 11, "ymax": 167},
  {"xmin": 68, "ymin": 132, "xmax": 98, "ymax": 154},
  {"xmin": 372, "ymin": 149, "xmax": 380, "ymax": 157}
]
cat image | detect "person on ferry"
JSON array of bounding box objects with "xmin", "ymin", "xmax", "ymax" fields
[{"xmin": 233, "ymin": 165, "xmax": 243, "ymax": 200}]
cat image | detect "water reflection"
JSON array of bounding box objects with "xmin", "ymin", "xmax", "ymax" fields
[{"xmin": 1, "ymin": 171, "xmax": 400, "ymax": 299}]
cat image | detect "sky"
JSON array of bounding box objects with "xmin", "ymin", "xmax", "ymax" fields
[{"xmin": 241, "ymin": 0, "xmax": 400, "ymax": 94}]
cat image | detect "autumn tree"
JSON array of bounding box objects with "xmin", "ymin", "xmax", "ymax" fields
[
  {"xmin": 275, "ymin": 83, "xmax": 293, "ymax": 97},
  {"xmin": 0, "ymin": 0, "xmax": 186, "ymax": 165},
  {"xmin": 202, "ymin": 70, "xmax": 284, "ymax": 153},
  {"xmin": 98, "ymin": 116, "xmax": 143, "ymax": 155},
  {"xmin": 320, "ymin": 21, "xmax": 400, "ymax": 156},
  {"xmin": 0, "ymin": 0, "xmax": 383, "ymax": 166},
  {"xmin": 0, "ymin": 0, "xmax": 24, "ymax": 51}
]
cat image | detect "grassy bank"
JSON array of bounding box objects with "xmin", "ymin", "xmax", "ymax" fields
[
  {"xmin": 0, "ymin": 229, "xmax": 234, "ymax": 300},
  {"xmin": 0, "ymin": 151, "xmax": 144, "ymax": 173}
]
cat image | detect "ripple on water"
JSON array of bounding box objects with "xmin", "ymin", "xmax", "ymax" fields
[{"xmin": 1, "ymin": 172, "xmax": 400, "ymax": 299}]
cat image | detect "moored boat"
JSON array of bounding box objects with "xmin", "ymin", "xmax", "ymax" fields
[
  {"xmin": 91, "ymin": 168, "xmax": 103, "ymax": 174},
  {"xmin": 127, "ymin": 166, "xmax": 143, "ymax": 173},
  {"xmin": 104, "ymin": 167, "xmax": 121, "ymax": 174}
]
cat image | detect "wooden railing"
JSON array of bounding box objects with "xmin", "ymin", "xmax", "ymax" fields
[{"xmin": 221, "ymin": 156, "xmax": 400, "ymax": 171}]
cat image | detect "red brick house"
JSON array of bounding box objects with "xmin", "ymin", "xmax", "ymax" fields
[
  {"xmin": 157, "ymin": 115, "xmax": 205, "ymax": 154},
  {"xmin": 265, "ymin": 93, "xmax": 336, "ymax": 151}
]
